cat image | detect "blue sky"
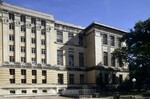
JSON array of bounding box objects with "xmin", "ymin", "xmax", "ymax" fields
[{"xmin": 3, "ymin": 0, "xmax": 150, "ymax": 31}]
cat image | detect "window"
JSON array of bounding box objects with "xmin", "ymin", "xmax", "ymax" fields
[
  {"xmin": 10, "ymin": 90, "xmax": 15, "ymax": 94},
  {"xmin": 41, "ymin": 59, "xmax": 46, "ymax": 64},
  {"xmin": 111, "ymin": 53, "xmax": 115, "ymax": 66},
  {"xmin": 9, "ymin": 13, "xmax": 14, "ymax": 20},
  {"xmin": 32, "ymin": 58, "xmax": 36, "ymax": 62},
  {"xmin": 42, "ymin": 79, "xmax": 47, "ymax": 84},
  {"xmin": 80, "ymin": 74, "xmax": 84, "ymax": 84},
  {"xmin": 20, "ymin": 15, "xmax": 26, "ymax": 23},
  {"xmin": 57, "ymin": 31, "xmax": 63, "ymax": 43},
  {"xmin": 110, "ymin": 36, "xmax": 115, "ymax": 46},
  {"xmin": 9, "ymin": 69, "xmax": 15, "ymax": 75},
  {"xmin": 58, "ymin": 74, "xmax": 63, "ymax": 84},
  {"xmin": 9, "ymin": 34, "xmax": 14, "ymax": 41},
  {"xmin": 32, "ymin": 90, "xmax": 37, "ymax": 93},
  {"xmin": 22, "ymin": 90, "xmax": 27, "ymax": 94},
  {"xmin": 79, "ymin": 53, "xmax": 84, "ymax": 67},
  {"xmin": 57, "ymin": 50, "xmax": 63, "ymax": 65},
  {"xmin": 31, "ymin": 38, "xmax": 36, "ymax": 44},
  {"xmin": 69, "ymin": 74, "xmax": 74, "ymax": 84},
  {"xmin": 104, "ymin": 74, "xmax": 109, "ymax": 84},
  {"xmin": 32, "ymin": 48, "xmax": 36, "ymax": 53},
  {"xmin": 41, "ymin": 39, "xmax": 46, "ymax": 45},
  {"xmin": 31, "ymin": 27, "xmax": 36, "ymax": 33},
  {"xmin": 41, "ymin": 20, "xmax": 46, "ymax": 27},
  {"xmin": 21, "ymin": 25, "xmax": 26, "ymax": 32},
  {"xmin": 31, "ymin": 18, "xmax": 36, "ymax": 25},
  {"xmin": 32, "ymin": 70, "xmax": 36, "ymax": 76},
  {"xmin": 9, "ymin": 45, "xmax": 14, "ymax": 51},
  {"xmin": 32, "ymin": 79, "xmax": 37, "ymax": 83},
  {"xmin": 21, "ymin": 69, "xmax": 26, "ymax": 75},
  {"xmin": 21, "ymin": 57, "xmax": 26, "ymax": 63},
  {"xmin": 10, "ymin": 56, "xmax": 15, "ymax": 62},
  {"xmin": 103, "ymin": 34, "xmax": 107, "ymax": 45},
  {"xmin": 21, "ymin": 46, "xmax": 26, "ymax": 52},
  {"xmin": 103, "ymin": 52, "xmax": 108, "ymax": 66},
  {"xmin": 118, "ymin": 38, "xmax": 121, "ymax": 47},
  {"xmin": 112, "ymin": 74, "xmax": 116, "ymax": 84},
  {"xmin": 21, "ymin": 36, "xmax": 26, "ymax": 42},
  {"xmin": 9, "ymin": 23, "xmax": 14, "ymax": 30},
  {"xmin": 79, "ymin": 34, "xmax": 83, "ymax": 46},
  {"xmin": 68, "ymin": 51, "xmax": 74, "ymax": 66},
  {"xmin": 119, "ymin": 75, "xmax": 123, "ymax": 84},
  {"xmin": 21, "ymin": 79, "xmax": 26, "ymax": 84},
  {"xmin": 42, "ymin": 90, "xmax": 47, "ymax": 93},
  {"xmin": 10, "ymin": 79, "xmax": 15, "ymax": 83},
  {"xmin": 42, "ymin": 70, "xmax": 46, "ymax": 76},
  {"xmin": 41, "ymin": 49, "xmax": 46, "ymax": 54},
  {"xmin": 41, "ymin": 29, "xmax": 46, "ymax": 35},
  {"xmin": 68, "ymin": 33, "xmax": 74, "ymax": 44}
]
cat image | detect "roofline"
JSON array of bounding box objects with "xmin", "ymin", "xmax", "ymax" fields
[{"xmin": 84, "ymin": 21, "xmax": 127, "ymax": 33}]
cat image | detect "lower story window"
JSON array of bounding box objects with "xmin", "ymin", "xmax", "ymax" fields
[
  {"xmin": 32, "ymin": 90, "xmax": 37, "ymax": 93},
  {"xmin": 42, "ymin": 90, "xmax": 47, "ymax": 93},
  {"xmin": 10, "ymin": 90, "xmax": 15, "ymax": 94},
  {"xmin": 22, "ymin": 90, "xmax": 27, "ymax": 94}
]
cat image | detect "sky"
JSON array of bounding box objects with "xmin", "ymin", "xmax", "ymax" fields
[{"xmin": 3, "ymin": 0, "xmax": 150, "ymax": 31}]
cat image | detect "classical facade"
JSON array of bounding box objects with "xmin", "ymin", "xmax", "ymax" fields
[{"xmin": 0, "ymin": 2, "xmax": 128, "ymax": 96}]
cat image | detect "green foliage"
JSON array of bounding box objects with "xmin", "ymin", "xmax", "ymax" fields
[{"xmin": 113, "ymin": 18, "xmax": 150, "ymax": 90}]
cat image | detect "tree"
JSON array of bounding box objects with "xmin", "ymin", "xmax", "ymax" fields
[{"xmin": 113, "ymin": 18, "xmax": 150, "ymax": 90}]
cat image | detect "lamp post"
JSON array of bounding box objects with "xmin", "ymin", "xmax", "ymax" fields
[{"xmin": 132, "ymin": 78, "xmax": 136, "ymax": 99}]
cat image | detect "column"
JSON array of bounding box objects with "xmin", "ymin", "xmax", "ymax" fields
[
  {"xmin": 26, "ymin": 16, "xmax": 31, "ymax": 63},
  {"xmin": 0, "ymin": 17, "xmax": 2, "ymax": 64},
  {"xmin": 108, "ymin": 34, "xmax": 111, "ymax": 66},
  {"xmin": 2, "ymin": 11, "xmax": 9, "ymax": 62},
  {"xmin": 46, "ymin": 21, "xmax": 51, "ymax": 64},
  {"xmin": 36, "ymin": 18, "xmax": 41, "ymax": 64},
  {"xmin": 14, "ymin": 14, "xmax": 21, "ymax": 62}
]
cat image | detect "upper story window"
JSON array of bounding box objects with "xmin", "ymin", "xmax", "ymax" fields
[
  {"xmin": 21, "ymin": 57, "xmax": 26, "ymax": 63},
  {"xmin": 31, "ymin": 27, "xmax": 36, "ymax": 33},
  {"xmin": 68, "ymin": 51, "xmax": 74, "ymax": 66},
  {"xmin": 9, "ymin": 23, "xmax": 14, "ymax": 30},
  {"xmin": 111, "ymin": 53, "xmax": 115, "ymax": 66},
  {"xmin": 110, "ymin": 36, "xmax": 115, "ymax": 46},
  {"xmin": 57, "ymin": 31, "xmax": 63, "ymax": 43},
  {"xmin": 9, "ymin": 13, "xmax": 14, "ymax": 20},
  {"xmin": 9, "ymin": 34, "xmax": 14, "ymax": 41},
  {"xmin": 20, "ymin": 15, "xmax": 26, "ymax": 23},
  {"xmin": 31, "ymin": 38, "xmax": 36, "ymax": 44},
  {"xmin": 31, "ymin": 18, "xmax": 36, "ymax": 25},
  {"xmin": 57, "ymin": 50, "xmax": 63, "ymax": 65},
  {"xmin": 21, "ymin": 46, "xmax": 26, "ymax": 52},
  {"xmin": 21, "ymin": 36, "xmax": 26, "ymax": 42},
  {"xmin": 103, "ymin": 52, "xmax": 108, "ymax": 66},
  {"xmin": 21, "ymin": 69, "xmax": 26, "ymax": 75},
  {"xmin": 41, "ymin": 39, "xmax": 46, "ymax": 45},
  {"xmin": 41, "ymin": 59, "xmax": 46, "ymax": 64},
  {"xmin": 117, "ymin": 38, "xmax": 121, "ymax": 47},
  {"xmin": 21, "ymin": 26, "xmax": 26, "ymax": 32},
  {"xmin": 79, "ymin": 52, "xmax": 84, "ymax": 67},
  {"xmin": 41, "ymin": 29, "xmax": 46, "ymax": 35},
  {"xmin": 10, "ymin": 56, "xmax": 15, "ymax": 62},
  {"xmin": 103, "ymin": 34, "xmax": 107, "ymax": 45},
  {"xmin": 32, "ymin": 48, "xmax": 36, "ymax": 53},
  {"xmin": 68, "ymin": 33, "xmax": 74, "ymax": 44},
  {"xmin": 41, "ymin": 20, "xmax": 46, "ymax": 27},
  {"xmin": 9, "ymin": 45, "xmax": 14, "ymax": 51},
  {"xmin": 41, "ymin": 49, "xmax": 46, "ymax": 54},
  {"xmin": 79, "ymin": 34, "xmax": 84, "ymax": 46}
]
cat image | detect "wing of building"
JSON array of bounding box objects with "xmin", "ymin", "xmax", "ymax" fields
[{"xmin": 0, "ymin": 2, "xmax": 128, "ymax": 96}]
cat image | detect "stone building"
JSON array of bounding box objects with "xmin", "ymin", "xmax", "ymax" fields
[{"xmin": 0, "ymin": 2, "xmax": 128, "ymax": 95}]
